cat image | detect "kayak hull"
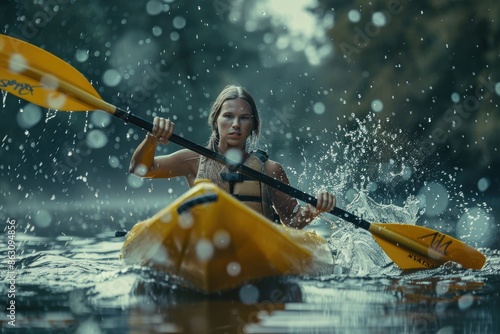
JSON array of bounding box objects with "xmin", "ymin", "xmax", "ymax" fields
[{"xmin": 120, "ymin": 180, "xmax": 334, "ymax": 293}]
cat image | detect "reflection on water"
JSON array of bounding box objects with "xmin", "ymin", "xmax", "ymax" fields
[{"xmin": 1, "ymin": 232, "xmax": 499, "ymax": 334}]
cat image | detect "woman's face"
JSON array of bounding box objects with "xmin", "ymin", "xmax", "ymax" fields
[{"xmin": 216, "ymin": 98, "xmax": 254, "ymax": 151}]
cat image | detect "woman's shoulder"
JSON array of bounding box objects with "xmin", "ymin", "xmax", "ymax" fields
[{"xmin": 264, "ymin": 158, "xmax": 286, "ymax": 177}]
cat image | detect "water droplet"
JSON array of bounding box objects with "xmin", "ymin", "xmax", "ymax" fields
[
  {"xmin": 178, "ymin": 212, "xmax": 194, "ymax": 229},
  {"xmin": 160, "ymin": 212, "xmax": 172, "ymax": 223},
  {"xmin": 173, "ymin": 16, "xmax": 186, "ymax": 29},
  {"xmin": 371, "ymin": 99, "xmax": 384, "ymax": 112},
  {"xmin": 75, "ymin": 49, "xmax": 89, "ymax": 62},
  {"xmin": 47, "ymin": 92, "xmax": 67, "ymax": 109},
  {"xmin": 127, "ymin": 174, "xmax": 144, "ymax": 188},
  {"xmin": 90, "ymin": 112, "xmax": 111, "ymax": 128},
  {"xmin": 225, "ymin": 148, "xmax": 243, "ymax": 164},
  {"xmin": 34, "ymin": 209, "xmax": 52, "ymax": 228},
  {"xmin": 196, "ymin": 239, "xmax": 214, "ymax": 262},
  {"xmin": 348, "ymin": 9, "xmax": 361, "ymax": 23},
  {"xmin": 367, "ymin": 182, "xmax": 378, "ymax": 192},
  {"xmin": 108, "ymin": 156, "xmax": 120, "ymax": 168},
  {"xmin": 451, "ymin": 92, "xmax": 460, "ymax": 103},
  {"xmin": 146, "ymin": 0, "xmax": 163, "ymax": 15},
  {"xmin": 456, "ymin": 207, "xmax": 494, "ymax": 247},
  {"xmin": 401, "ymin": 166, "xmax": 412, "ymax": 180},
  {"xmin": 477, "ymin": 177, "xmax": 490, "ymax": 192},
  {"xmin": 239, "ymin": 284, "xmax": 259, "ymax": 304},
  {"xmin": 345, "ymin": 188, "xmax": 357, "ymax": 202},
  {"xmin": 313, "ymin": 102, "xmax": 325, "ymax": 115},
  {"xmin": 227, "ymin": 261, "xmax": 241, "ymax": 277},
  {"xmin": 213, "ymin": 229, "xmax": 231, "ymax": 249},
  {"xmin": 152, "ymin": 26, "xmax": 163, "ymax": 37},
  {"xmin": 435, "ymin": 281, "xmax": 449, "ymax": 296},
  {"xmin": 17, "ymin": 104, "xmax": 42, "ymax": 129},
  {"xmin": 134, "ymin": 163, "xmax": 148, "ymax": 177},
  {"xmin": 9, "ymin": 54, "xmax": 27, "ymax": 73},
  {"xmin": 75, "ymin": 320, "xmax": 102, "ymax": 334},
  {"xmin": 458, "ymin": 294, "xmax": 474, "ymax": 310},
  {"xmin": 372, "ymin": 12, "xmax": 387, "ymax": 27},
  {"xmin": 102, "ymin": 69, "xmax": 121, "ymax": 87},
  {"xmin": 170, "ymin": 31, "xmax": 180, "ymax": 42},
  {"xmin": 40, "ymin": 74, "xmax": 59, "ymax": 90},
  {"xmin": 417, "ymin": 182, "xmax": 449, "ymax": 216},
  {"xmin": 86, "ymin": 129, "xmax": 108, "ymax": 149}
]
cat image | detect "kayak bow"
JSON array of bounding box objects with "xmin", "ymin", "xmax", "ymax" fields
[{"xmin": 120, "ymin": 180, "xmax": 335, "ymax": 293}]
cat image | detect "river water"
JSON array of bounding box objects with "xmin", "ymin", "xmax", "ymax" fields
[{"xmin": 1, "ymin": 211, "xmax": 499, "ymax": 334}]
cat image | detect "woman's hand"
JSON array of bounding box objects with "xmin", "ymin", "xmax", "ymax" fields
[
  {"xmin": 307, "ymin": 191, "xmax": 336, "ymax": 216},
  {"xmin": 149, "ymin": 116, "xmax": 175, "ymax": 145}
]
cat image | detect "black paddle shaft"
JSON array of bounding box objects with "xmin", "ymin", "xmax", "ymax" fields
[{"xmin": 115, "ymin": 108, "xmax": 371, "ymax": 230}]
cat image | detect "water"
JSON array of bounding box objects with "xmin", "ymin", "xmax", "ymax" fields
[{"xmin": 1, "ymin": 215, "xmax": 499, "ymax": 334}]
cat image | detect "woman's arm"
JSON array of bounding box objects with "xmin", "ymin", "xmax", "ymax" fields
[
  {"xmin": 130, "ymin": 142, "xmax": 198, "ymax": 179},
  {"xmin": 265, "ymin": 160, "xmax": 336, "ymax": 229},
  {"xmin": 129, "ymin": 133, "xmax": 160, "ymax": 176},
  {"xmin": 129, "ymin": 117, "xmax": 198, "ymax": 181}
]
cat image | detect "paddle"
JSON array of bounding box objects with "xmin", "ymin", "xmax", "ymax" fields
[{"xmin": 0, "ymin": 34, "xmax": 486, "ymax": 270}]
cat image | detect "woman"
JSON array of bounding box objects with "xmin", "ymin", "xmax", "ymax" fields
[{"xmin": 130, "ymin": 85, "xmax": 336, "ymax": 229}]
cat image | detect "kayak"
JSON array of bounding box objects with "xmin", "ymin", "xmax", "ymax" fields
[{"xmin": 120, "ymin": 179, "xmax": 335, "ymax": 293}]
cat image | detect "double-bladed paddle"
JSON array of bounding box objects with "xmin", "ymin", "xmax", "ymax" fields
[{"xmin": 0, "ymin": 34, "xmax": 486, "ymax": 270}]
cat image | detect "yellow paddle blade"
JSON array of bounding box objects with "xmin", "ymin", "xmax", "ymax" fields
[
  {"xmin": 370, "ymin": 223, "xmax": 486, "ymax": 270},
  {"xmin": 0, "ymin": 34, "xmax": 101, "ymax": 111}
]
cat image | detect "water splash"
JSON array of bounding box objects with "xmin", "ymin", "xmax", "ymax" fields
[
  {"xmin": 328, "ymin": 192, "xmax": 419, "ymax": 276},
  {"xmin": 84, "ymin": 110, "xmax": 89, "ymax": 133},
  {"xmin": 45, "ymin": 109, "xmax": 58, "ymax": 123},
  {"xmin": 2, "ymin": 90, "xmax": 7, "ymax": 107},
  {"xmin": 348, "ymin": 192, "xmax": 421, "ymax": 225},
  {"xmin": 296, "ymin": 112, "xmax": 496, "ymax": 274}
]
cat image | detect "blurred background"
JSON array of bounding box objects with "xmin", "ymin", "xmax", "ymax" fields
[{"xmin": 1, "ymin": 0, "xmax": 498, "ymax": 247}]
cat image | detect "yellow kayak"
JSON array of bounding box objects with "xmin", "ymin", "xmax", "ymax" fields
[{"xmin": 120, "ymin": 179, "xmax": 335, "ymax": 293}]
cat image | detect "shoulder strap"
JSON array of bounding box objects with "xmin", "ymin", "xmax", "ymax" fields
[{"xmin": 251, "ymin": 149, "xmax": 269, "ymax": 163}]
